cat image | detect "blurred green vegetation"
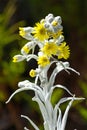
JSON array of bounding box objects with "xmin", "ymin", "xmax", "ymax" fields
[
  {"xmin": 77, "ymin": 79, "xmax": 87, "ymax": 121},
  {"xmin": 0, "ymin": 0, "xmax": 87, "ymax": 130},
  {"xmin": 0, "ymin": 0, "xmax": 26, "ymax": 105},
  {"xmin": 0, "ymin": 0, "xmax": 25, "ymax": 85}
]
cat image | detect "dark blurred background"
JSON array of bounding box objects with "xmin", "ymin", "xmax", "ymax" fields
[{"xmin": 0, "ymin": 0, "xmax": 87, "ymax": 130}]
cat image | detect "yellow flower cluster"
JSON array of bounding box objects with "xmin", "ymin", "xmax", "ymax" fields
[{"xmin": 12, "ymin": 14, "xmax": 70, "ymax": 77}]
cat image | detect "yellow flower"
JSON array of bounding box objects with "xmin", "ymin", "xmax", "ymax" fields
[
  {"xmin": 52, "ymin": 21, "xmax": 58, "ymax": 26},
  {"xmin": 48, "ymin": 30, "xmax": 63, "ymax": 39},
  {"xmin": 12, "ymin": 55, "xmax": 25, "ymax": 62},
  {"xmin": 13, "ymin": 57, "xmax": 18, "ymax": 62},
  {"xmin": 22, "ymin": 46, "xmax": 30, "ymax": 54},
  {"xmin": 29, "ymin": 69, "xmax": 36, "ymax": 77},
  {"xmin": 19, "ymin": 27, "xmax": 26, "ymax": 37},
  {"xmin": 41, "ymin": 42, "xmax": 58, "ymax": 57},
  {"xmin": 37, "ymin": 55, "xmax": 50, "ymax": 67},
  {"xmin": 32, "ymin": 22, "xmax": 49, "ymax": 41},
  {"xmin": 57, "ymin": 42, "xmax": 70, "ymax": 59},
  {"xmin": 53, "ymin": 30, "xmax": 63, "ymax": 39}
]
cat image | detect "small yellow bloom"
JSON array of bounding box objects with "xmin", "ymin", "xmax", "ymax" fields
[
  {"xmin": 13, "ymin": 57, "xmax": 18, "ymax": 62},
  {"xmin": 12, "ymin": 55, "xmax": 25, "ymax": 62},
  {"xmin": 57, "ymin": 42, "xmax": 70, "ymax": 59},
  {"xmin": 19, "ymin": 27, "xmax": 26, "ymax": 37},
  {"xmin": 22, "ymin": 46, "xmax": 30, "ymax": 54},
  {"xmin": 53, "ymin": 31, "xmax": 63, "ymax": 39},
  {"xmin": 41, "ymin": 42, "xmax": 58, "ymax": 57},
  {"xmin": 52, "ymin": 21, "xmax": 58, "ymax": 26},
  {"xmin": 37, "ymin": 55, "xmax": 50, "ymax": 67},
  {"xmin": 32, "ymin": 22, "xmax": 49, "ymax": 41},
  {"xmin": 29, "ymin": 69, "xmax": 36, "ymax": 77}
]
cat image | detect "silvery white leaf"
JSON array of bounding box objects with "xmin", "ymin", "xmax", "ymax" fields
[
  {"xmin": 44, "ymin": 99, "xmax": 53, "ymax": 124},
  {"xmin": 18, "ymin": 80, "xmax": 29, "ymax": 87},
  {"xmin": 49, "ymin": 84, "xmax": 73, "ymax": 99},
  {"xmin": 5, "ymin": 86, "xmax": 36, "ymax": 104},
  {"xmin": 32, "ymin": 97, "xmax": 49, "ymax": 123},
  {"xmin": 60, "ymin": 97, "xmax": 74, "ymax": 130},
  {"xmin": 57, "ymin": 108, "xmax": 62, "ymax": 130},
  {"xmin": 21, "ymin": 115, "xmax": 39, "ymax": 130},
  {"xmin": 6, "ymin": 80, "xmax": 45, "ymax": 104},
  {"xmin": 24, "ymin": 127, "xmax": 29, "ymax": 130},
  {"xmin": 44, "ymin": 121, "xmax": 49, "ymax": 130}
]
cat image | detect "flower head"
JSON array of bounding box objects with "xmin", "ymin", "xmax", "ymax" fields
[
  {"xmin": 22, "ymin": 46, "xmax": 30, "ymax": 54},
  {"xmin": 13, "ymin": 55, "xmax": 25, "ymax": 62},
  {"xmin": 41, "ymin": 42, "xmax": 58, "ymax": 57},
  {"xmin": 37, "ymin": 55, "xmax": 50, "ymax": 67},
  {"xmin": 52, "ymin": 20, "xmax": 58, "ymax": 26},
  {"xmin": 32, "ymin": 22, "xmax": 49, "ymax": 41},
  {"xmin": 13, "ymin": 56, "xmax": 18, "ymax": 62},
  {"xmin": 44, "ymin": 14, "xmax": 63, "ymax": 33},
  {"xmin": 52, "ymin": 30, "xmax": 63, "ymax": 39},
  {"xmin": 29, "ymin": 69, "xmax": 36, "ymax": 77},
  {"xmin": 19, "ymin": 27, "xmax": 34, "ymax": 40},
  {"xmin": 58, "ymin": 42, "xmax": 70, "ymax": 59},
  {"xmin": 19, "ymin": 27, "xmax": 26, "ymax": 37}
]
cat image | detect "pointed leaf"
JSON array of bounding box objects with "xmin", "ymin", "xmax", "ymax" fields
[{"xmin": 21, "ymin": 115, "xmax": 39, "ymax": 130}]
